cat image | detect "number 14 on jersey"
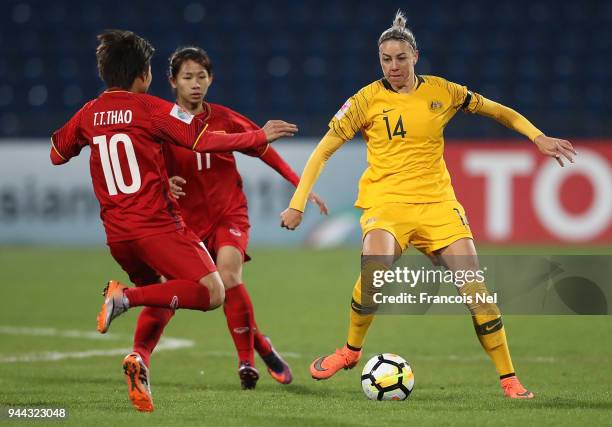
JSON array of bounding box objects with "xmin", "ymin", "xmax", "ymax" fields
[{"xmin": 382, "ymin": 115, "xmax": 407, "ymax": 140}]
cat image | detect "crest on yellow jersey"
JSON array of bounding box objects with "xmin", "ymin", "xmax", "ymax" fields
[{"xmin": 429, "ymin": 100, "xmax": 443, "ymax": 111}]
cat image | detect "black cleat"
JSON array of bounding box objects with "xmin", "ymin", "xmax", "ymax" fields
[{"xmin": 238, "ymin": 361, "xmax": 259, "ymax": 390}]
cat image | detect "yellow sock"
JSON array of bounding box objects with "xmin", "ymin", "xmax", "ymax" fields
[
  {"xmin": 347, "ymin": 276, "xmax": 375, "ymax": 349},
  {"xmin": 461, "ymin": 282, "xmax": 515, "ymax": 377},
  {"xmin": 472, "ymin": 315, "xmax": 515, "ymax": 377}
]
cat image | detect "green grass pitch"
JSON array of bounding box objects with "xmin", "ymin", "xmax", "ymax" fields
[{"xmin": 0, "ymin": 246, "xmax": 611, "ymax": 426}]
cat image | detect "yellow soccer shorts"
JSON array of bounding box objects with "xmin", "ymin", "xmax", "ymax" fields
[{"xmin": 359, "ymin": 200, "xmax": 473, "ymax": 254}]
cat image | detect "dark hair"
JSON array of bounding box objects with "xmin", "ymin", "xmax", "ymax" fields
[
  {"xmin": 378, "ymin": 10, "xmax": 417, "ymax": 51},
  {"xmin": 168, "ymin": 46, "xmax": 213, "ymax": 79},
  {"xmin": 96, "ymin": 29, "xmax": 155, "ymax": 89}
]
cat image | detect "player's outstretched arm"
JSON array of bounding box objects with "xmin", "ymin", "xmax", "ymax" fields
[
  {"xmin": 473, "ymin": 96, "xmax": 577, "ymax": 167},
  {"xmin": 191, "ymin": 120, "xmax": 297, "ymax": 152},
  {"xmin": 190, "ymin": 122, "xmax": 295, "ymax": 153},
  {"xmin": 280, "ymin": 130, "xmax": 345, "ymax": 230},
  {"xmin": 150, "ymin": 97, "xmax": 297, "ymax": 153}
]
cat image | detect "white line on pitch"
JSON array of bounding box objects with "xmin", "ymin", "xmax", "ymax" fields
[
  {"xmin": 0, "ymin": 326, "xmax": 193, "ymax": 363},
  {"xmin": 0, "ymin": 326, "xmax": 117, "ymax": 340}
]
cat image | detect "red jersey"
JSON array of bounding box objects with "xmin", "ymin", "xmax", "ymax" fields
[
  {"xmin": 163, "ymin": 103, "xmax": 299, "ymax": 239},
  {"xmin": 50, "ymin": 91, "xmax": 267, "ymax": 243}
]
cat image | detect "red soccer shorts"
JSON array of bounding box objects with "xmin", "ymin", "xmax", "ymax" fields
[
  {"xmin": 108, "ymin": 228, "xmax": 216, "ymax": 285},
  {"xmin": 202, "ymin": 215, "xmax": 251, "ymax": 262}
]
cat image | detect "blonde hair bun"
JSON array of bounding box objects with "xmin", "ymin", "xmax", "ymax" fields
[{"xmin": 378, "ymin": 9, "xmax": 417, "ymax": 50}]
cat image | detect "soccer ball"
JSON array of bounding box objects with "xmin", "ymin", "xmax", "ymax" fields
[{"xmin": 361, "ymin": 353, "xmax": 414, "ymax": 401}]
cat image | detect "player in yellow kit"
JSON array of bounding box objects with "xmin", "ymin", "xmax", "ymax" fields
[{"xmin": 280, "ymin": 11, "xmax": 576, "ymax": 399}]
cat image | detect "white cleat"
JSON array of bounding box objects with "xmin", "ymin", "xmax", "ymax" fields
[{"xmin": 96, "ymin": 280, "xmax": 128, "ymax": 333}]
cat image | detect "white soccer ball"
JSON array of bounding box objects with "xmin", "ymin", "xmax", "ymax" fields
[{"xmin": 361, "ymin": 353, "xmax": 414, "ymax": 401}]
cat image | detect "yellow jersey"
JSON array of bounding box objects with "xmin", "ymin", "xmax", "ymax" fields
[
  {"xmin": 332, "ymin": 75, "xmax": 483, "ymax": 207},
  {"xmin": 289, "ymin": 75, "xmax": 542, "ymax": 212}
]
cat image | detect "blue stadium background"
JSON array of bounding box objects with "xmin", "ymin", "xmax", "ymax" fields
[{"xmin": 1, "ymin": 0, "xmax": 610, "ymax": 139}]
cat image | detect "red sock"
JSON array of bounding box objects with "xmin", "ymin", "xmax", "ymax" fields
[
  {"xmin": 224, "ymin": 284, "xmax": 273, "ymax": 359},
  {"xmin": 133, "ymin": 307, "xmax": 174, "ymax": 367},
  {"xmin": 223, "ymin": 284, "xmax": 256, "ymax": 365},
  {"xmin": 124, "ymin": 279, "xmax": 210, "ymax": 311}
]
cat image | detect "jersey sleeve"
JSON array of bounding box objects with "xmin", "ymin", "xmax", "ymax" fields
[
  {"xmin": 328, "ymin": 87, "xmax": 370, "ymax": 141},
  {"xmin": 50, "ymin": 106, "xmax": 88, "ymax": 165},
  {"xmin": 148, "ymin": 97, "xmax": 267, "ymax": 153},
  {"xmin": 471, "ymin": 96, "xmax": 544, "ymax": 141},
  {"xmin": 432, "ymin": 77, "xmax": 543, "ymax": 141},
  {"xmin": 226, "ymin": 108, "xmax": 269, "ymax": 157},
  {"xmin": 447, "ymin": 80, "xmax": 472, "ymax": 111},
  {"xmin": 229, "ymin": 109, "xmax": 260, "ymax": 133}
]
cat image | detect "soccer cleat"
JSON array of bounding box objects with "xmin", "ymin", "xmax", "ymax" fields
[
  {"xmin": 501, "ymin": 376, "xmax": 534, "ymax": 399},
  {"xmin": 310, "ymin": 345, "xmax": 362, "ymax": 380},
  {"xmin": 97, "ymin": 280, "xmax": 128, "ymax": 334},
  {"xmin": 123, "ymin": 352, "xmax": 154, "ymax": 412},
  {"xmin": 238, "ymin": 361, "xmax": 260, "ymax": 390},
  {"xmin": 260, "ymin": 336, "xmax": 293, "ymax": 385}
]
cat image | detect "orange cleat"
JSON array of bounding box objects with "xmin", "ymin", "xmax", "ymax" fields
[
  {"xmin": 501, "ymin": 376, "xmax": 534, "ymax": 399},
  {"xmin": 260, "ymin": 336, "xmax": 293, "ymax": 385},
  {"xmin": 123, "ymin": 353, "xmax": 154, "ymax": 412},
  {"xmin": 97, "ymin": 280, "xmax": 128, "ymax": 334},
  {"xmin": 310, "ymin": 345, "xmax": 362, "ymax": 380}
]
